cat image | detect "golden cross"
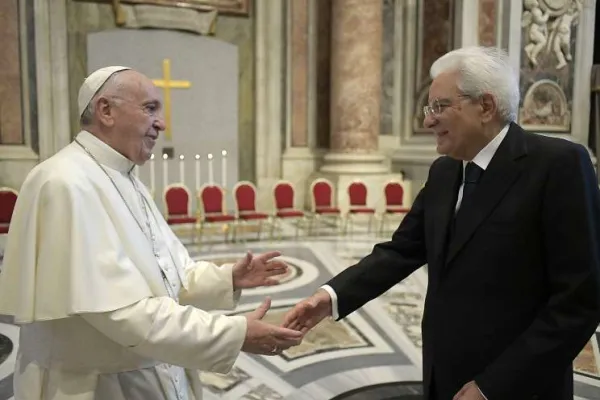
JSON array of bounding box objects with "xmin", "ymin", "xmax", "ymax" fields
[{"xmin": 152, "ymin": 59, "xmax": 191, "ymax": 141}]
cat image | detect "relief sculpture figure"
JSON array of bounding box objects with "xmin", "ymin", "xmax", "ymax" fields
[
  {"xmin": 522, "ymin": 0, "xmax": 550, "ymax": 66},
  {"xmin": 548, "ymin": 0, "xmax": 582, "ymax": 69}
]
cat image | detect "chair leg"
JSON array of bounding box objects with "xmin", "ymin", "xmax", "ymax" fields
[
  {"xmin": 198, "ymin": 223, "xmax": 204, "ymax": 245},
  {"xmin": 270, "ymin": 218, "xmax": 277, "ymax": 240}
]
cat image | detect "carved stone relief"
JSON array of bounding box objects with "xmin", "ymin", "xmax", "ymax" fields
[{"xmin": 519, "ymin": 0, "xmax": 582, "ymax": 132}]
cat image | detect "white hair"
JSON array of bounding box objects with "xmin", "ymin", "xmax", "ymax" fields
[{"xmin": 430, "ymin": 46, "xmax": 520, "ymax": 123}]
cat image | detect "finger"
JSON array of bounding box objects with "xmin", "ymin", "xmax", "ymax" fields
[
  {"xmin": 263, "ymin": 278, "xmax": 280, "ymax": 286},
  {"xmin": 276, "ymin": 336, "xmax": 303, "ymax": 347},
  {"xmin": 272, "ymin": 326, "xmax": 304, "ymax": 339},
  {"xmin": 251, "ymin": 297, "xmax": 271, "ymax": 320},
  {"xmin": 256, "ymin": 250, "xmax": 282, "ymax": 263},
  {"xmin": 244, "ymin": 251, "xmax": 253, "ymax": 268},
  {"xmin": 266, "ymin": 260, "xmax": 288, "ymax": 270},
  {"xmin": 452, "ymin": 386, "xmax": 467, "ymax": 400},
  {"xmin": 268, "ymin": 267, "xmax": 288, "ymax": 274}
]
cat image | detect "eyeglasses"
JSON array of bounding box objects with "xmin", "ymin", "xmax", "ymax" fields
[{"xmin": 423, "ymin": 94, "xmax": 471, "ymax": 118}]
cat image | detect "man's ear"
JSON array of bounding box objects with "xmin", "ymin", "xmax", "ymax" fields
[
  {"xmin": 95, "ymin": 97, "xmax": 115, "ymax": 127},
  {"xmin": 479, "ymin": 93, "xmax": 497, "ymax": 123}
]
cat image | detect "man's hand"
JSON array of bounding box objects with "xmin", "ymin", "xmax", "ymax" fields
[
  {"xmin": 453, "ymin": 381, "xmax": 486, "ymax": 400},
  {"xmin": 232, "ymin": 251, "xmax": 288, "ymax": 289},
  {"xmin": 281, "ymin": 289, "xmax": 332, "ymax": 334},
  {"xmin": 242, "ymin": 297, "xmax": 304, "ymax": 355}
]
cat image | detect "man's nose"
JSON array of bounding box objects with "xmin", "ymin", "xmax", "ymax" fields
[
  {"xmin": 423, "ymin": 113, "xmax": 437, "ymax": 129},
  {"xmin": 154, "ymin": 116, "xmax": 166, "ymax": 131}
]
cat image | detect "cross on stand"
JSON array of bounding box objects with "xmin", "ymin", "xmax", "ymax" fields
[{"xmin": 152, "ymin": 59, "xmax": 191, "ymax": 141}]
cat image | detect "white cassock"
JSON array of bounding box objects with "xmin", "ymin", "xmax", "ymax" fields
[{"xmin": 0, "ymin": 130, "xmax": 247, "ymax": 400}]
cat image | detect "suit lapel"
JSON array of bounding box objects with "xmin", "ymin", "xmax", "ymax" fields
[
  {"xmin": 430, "ymin": 159, "xmax": 462, "ymax": 267},
  {"xmin": 445, "ymin": 124, "xmax": 527, "ymax": 264}
]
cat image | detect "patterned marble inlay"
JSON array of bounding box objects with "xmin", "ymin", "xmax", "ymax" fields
[
  {"xmin": 262, "ymin": 311, "xmax": 370, "ymax": 361},
  {"xmin": 242, "ymin": 384, "xmax": 284, "ymax": 400},
  {"xmin": 380, "ymin": 275, "xmax": 425, "ymax": 349},
  {"xmin": 574, "ymin": 336, "xmax": 600, "ymax": 378},
  {"xmin": 200, "ymin": 366, "xmax": 250, "ymax": 393}
]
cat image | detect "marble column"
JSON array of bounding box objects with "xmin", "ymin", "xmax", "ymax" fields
[
  {"xmin": 320, "ymin": 0, "xmax": 388, "ymax": 175},
  {"xmin": 313, "ymin": 0, "xmax": 408, "ymax": 214}
]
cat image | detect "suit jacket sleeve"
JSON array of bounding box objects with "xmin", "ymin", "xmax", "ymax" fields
[
  {"xmin": 476, "ymin": 144, "xmax": 600, "ymax": 398},
  {"xmin": 326, "ymin": 181, "xmax": 428, "ymax": 320}
]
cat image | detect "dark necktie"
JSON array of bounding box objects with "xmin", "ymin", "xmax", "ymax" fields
[
  {"xmin": 450, "ymin": 162, "xmax": 483, "ymax": 240},
  {"xmin": 461, "ymin": 161, "xmax": 483, "ymax": 207}
]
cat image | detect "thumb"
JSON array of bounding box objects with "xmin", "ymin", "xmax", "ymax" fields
[
  {"xmin": 244, "ymin": 250, "xmax": 253, "ymax": 268},
  {"xmin": 251, "ymin": 297, "xmax": 271, "ymax": 320}
]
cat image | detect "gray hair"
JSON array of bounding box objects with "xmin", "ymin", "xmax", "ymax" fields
[
  {"xmin": 430, "ymin": 46, "xmax": 519, "ymax": 123},
  {"xmin": 79, "ymin": 71, "xmax": 128, "ymax": 127}
]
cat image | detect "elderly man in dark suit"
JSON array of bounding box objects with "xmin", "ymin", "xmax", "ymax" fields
[{"xmin": 283, "ymin": 46, "xmax": 600, "ymax": 400}]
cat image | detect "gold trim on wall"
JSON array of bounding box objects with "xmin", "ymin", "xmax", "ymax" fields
[{"xmin": 74, "ymin": 0, "xmax": 251, "ymax": 16}]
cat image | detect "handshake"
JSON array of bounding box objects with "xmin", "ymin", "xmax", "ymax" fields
[{"xmin": 240, "ymin": 289, "xmax": 333, "ymax": 356}]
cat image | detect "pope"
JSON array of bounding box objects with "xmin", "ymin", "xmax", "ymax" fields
[{"xmin": 0, "ymin": 66, "xmax": 303, "ymax": 400}]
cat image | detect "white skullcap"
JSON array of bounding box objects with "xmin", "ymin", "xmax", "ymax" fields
[{"xmin": 78, "ymin": 66, "xmax": 131, "ymax": 117}]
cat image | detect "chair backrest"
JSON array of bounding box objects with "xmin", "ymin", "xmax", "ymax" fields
[
  {"xmin": 234, "ymin": 181, "xmax": 258, "ymax": 212},
  {"xmin": 348, "ymin": 181, "xmax": 368, "ymax": 206},
  {"xmin": 273, "ymin": 181, "xmax": 295, "ymax": 210},
  {"xmin": 311, "ymin": 178, "xmax": 333, "ymax": 209},
  {"xmin": 0, "ymin": 188, "xmax": 18, "ymax": 224},
  {"xmin": 384, "ymin": 181, "xmax": 405, "ymax": 206},
  {"xmin": 199, "ymin": 185, "xmax": 225, "ymax": 214},
  {"xmin": 164, "ymin": 185, "xmax": 190, "ymax": 216}
]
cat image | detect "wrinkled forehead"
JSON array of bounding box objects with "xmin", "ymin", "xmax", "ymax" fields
[
  {"xmin": 427, "ymin": 71, "xmax": 460, "ymax": 103},
  {"xmin": 125, "ymin": 73, "xmax": 162, "ymax": 104}
]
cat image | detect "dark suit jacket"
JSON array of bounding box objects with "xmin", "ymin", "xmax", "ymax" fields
[{"xmin": 326, "ymin": 123, "xmax": 600, "ymax": 399}]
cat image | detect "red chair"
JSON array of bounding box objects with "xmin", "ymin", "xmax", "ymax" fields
[
  {"xmin": 0, "ymin": 188, "xmax": 18, "ymax": 235},
  {"xmin": 309, "ymin": 178, "xmax": 342, "ymax": 235},
  {"xmin": 345, "ymin": 180, "xmax": 376, "ymax": 234},
  {"xmin": 379, "ymin": 180, "xmax": 411, "ymax": 234},
  {"xmin": 272, "ymin": 180, "xmax": 306, "ymax": 239},
  {"xmin": 233, "ymin": 181, "xmax": 270, "ymax": 240},
  {"xmin": 163, "ymin": 184, "xmax": 198, "ymax": 241},
  {"xmin": 197, "ymin": 184, "xmax": 237, "ymax": 242}
]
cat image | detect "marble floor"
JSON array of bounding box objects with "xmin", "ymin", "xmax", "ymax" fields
[{"xmin": 1, "ymin": 224, "xmax": 600, "ymax": 399}]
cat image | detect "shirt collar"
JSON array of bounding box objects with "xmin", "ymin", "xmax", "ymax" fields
[
  {"xmin": 463, "ymin": 124, "xmax": 509, "ymax": 172},
  {"xmin": 74, "ymin": 130, "xmax": 136, "ymax": 174}
]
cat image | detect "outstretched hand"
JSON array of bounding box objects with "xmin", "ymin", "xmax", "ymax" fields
[
  {"xmin": 232, "ymin": 251, "xmax": 288, "ymax": 289},
  {"xmin": 282, "ymin": 289, "xmax": 333, "ymax": 334},
  {"xmin": 243, "ymin": 297, "xmax": 304, "ymax": 355}
]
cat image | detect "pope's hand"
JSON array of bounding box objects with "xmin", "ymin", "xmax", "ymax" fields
[
  {"xmin": 453, "ymin": 381, "xmax": 486, "ymax": 400},
  {"xmin": 232, "ymin": 251, "xmax": 288, "ymax": 289},
  {"xmin": 281, "ymin": 289, "xmax": 332, "ymax": 334},
  {"xmin": 242, "ymin": 297, "xmax": 303, "ymax": 355}
]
